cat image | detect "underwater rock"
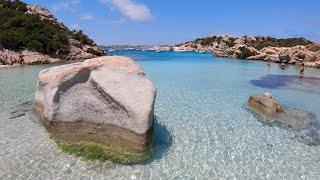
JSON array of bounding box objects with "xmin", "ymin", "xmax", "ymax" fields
[
  {"xmin": 34, "ymin": 56, "xmax": 156, "ymax": 163},
  {"xmin": 248, "ymin": 93, "xmax": 320, "ymax": 146}
]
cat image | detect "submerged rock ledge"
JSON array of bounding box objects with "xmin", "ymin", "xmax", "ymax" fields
[
  {"xmin": 248, "ymin": 93, "xmax": 320, "ymax": 146},
  {"xmin": 34, "ymin": 56, "xmax": 156, "ymax": 164}
]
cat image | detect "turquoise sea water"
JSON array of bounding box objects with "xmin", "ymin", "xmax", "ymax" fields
[{"xmin": 1, "ymin": 50, "xmax": 320, "ymax": 179}]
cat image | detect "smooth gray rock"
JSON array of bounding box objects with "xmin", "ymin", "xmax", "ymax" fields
[{"xmin": 35, "ymin": 56, "xmax": 156, "ymax": 156}]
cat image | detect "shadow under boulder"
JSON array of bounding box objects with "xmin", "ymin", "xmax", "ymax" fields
[
  {"xmin": 10, "ymin": 101, "xmax": 34, "ymax": 119},
  {"xmin": 248, "ymin": 93, "xmax": 320, "ymax": 146}
]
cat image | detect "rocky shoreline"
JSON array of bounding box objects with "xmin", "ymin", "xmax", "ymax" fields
[
  {"xmin": 154, "ymin": 35, "xmax": 320, "ymax": 69},
  {"xmin": 0, "ymin": 4, "xmax": 104, "ymax": 67}
]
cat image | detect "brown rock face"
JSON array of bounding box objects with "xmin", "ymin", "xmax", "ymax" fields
[
  {"xmin": 21, "ymin": 50, "xmax": 61, "ymax": 64},
  {"xmin": 279, "ymin": 49, "xmax": 291, "ymax": 62},
  {"xmin": 248, "ymin": 92, "xmax": 283, "ymax": 118},
  {"xmin": 215, "ymin": 44, "xmax": 259, "ymax": 59},
  {"xmin": 0, "ymin": 49, "xmax": 21, "ymax": 65},
  {"xmin": 26, "ymin": 5, "xmax": 68, "ymax": 30}
]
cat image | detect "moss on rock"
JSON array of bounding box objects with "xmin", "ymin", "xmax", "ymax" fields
[{"xmin": 60, "ymin": 143, "xmax": 153, "ymax": 164}]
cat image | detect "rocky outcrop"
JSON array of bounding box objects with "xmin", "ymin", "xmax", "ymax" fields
[
  {"xmin": 26, "ymin": 5, "xmax": 67, "ymax": 30},
  {"xmin": 26, "ymin": 5, "xmax": 105, "ymax": 60},
  {"xmin": 248, "ymin": 92, "xmax": 320, "ymax": 146},
  {"xmin": 21, "ymin": 50, "xmax": 62, "ymax": 64},
  {"xmin": 215, "ymin": 44, "xmax": 320, "ymax": 67},
  {"xmin": 66, "ymin": 45, "xmax": 95, "ymax": 60},
  {"xmin": 169, "ymin": 34, "xmax": 320, "ymax": 68},
  {"xmin": 34, "ymin": 56, "xmax": 156, "ymax": 163},
  {"xmin": 216, "ymin": 44, "xmax": 260, "ymax": 59},
  {"xmin": 0, "ymin": 49, "xmax": 62, "ymax": 65},
  {"xmin": 0, "ymin": 49, "xmax": 22, "ymax": 65}
]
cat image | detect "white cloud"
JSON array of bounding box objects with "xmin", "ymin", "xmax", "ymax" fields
[
  {"xmin": 81, "ymin": 13, "xmax": 94, "ymax": 21},
  {"xmin": 99, "ymin": 18, "xmax": 126, "ymax": 25},
  {"xmin": 100, "ymin": 0, "xmax": 153, "ymax": 22},
  {"xmin": 53, "ymin": 0, "xmax": 81, "ymax": 13}
]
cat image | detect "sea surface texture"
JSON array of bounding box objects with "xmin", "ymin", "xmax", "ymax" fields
[{"xmin": 1, "ymin": 50, "xmax": 320, "ymax": 179}]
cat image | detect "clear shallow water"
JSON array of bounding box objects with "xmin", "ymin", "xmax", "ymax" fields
[{"xmin": 1, "ymin": 50, "xmax": 320, "ymax": 179}]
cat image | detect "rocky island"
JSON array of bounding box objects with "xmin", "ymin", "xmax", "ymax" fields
[
  {"xmin": 0, "ymin": 1, "xmax": 104, "ymax": 67},
  {"xmin": 164, "ymin": 35, "xmax": 320, "ymax": 68}
]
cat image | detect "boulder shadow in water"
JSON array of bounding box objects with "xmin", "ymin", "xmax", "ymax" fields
[
  {"xmin": 140, "ymin": 116, "xmax": 173, "ymax": 164},
  {"xmin": 250, "ymin": 74, "xmax": 320, "ymax": 95},
  {"xmin": 251, "ymin": 75, "xmax": 296, "ymax": 89},
  {"xmin": 248, "ymin": 106, "xmax": 320, "ymax": 146},
  {"xmin": 10, "ymin": 101, "xmax": 34, "ymax": 119}
]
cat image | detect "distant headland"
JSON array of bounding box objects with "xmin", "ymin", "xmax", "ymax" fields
[{"xmin": 125, "ymin": 35, "xmax": 318, "ymax": 69}]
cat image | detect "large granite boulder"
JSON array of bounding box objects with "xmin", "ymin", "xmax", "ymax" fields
[
  {"xmin": 34, "ymin": 56, "xmax": 156, "ymax": 163},
  {"xmin": 248, "ymin": 92, "xmax": 283, "ymax": 118}
]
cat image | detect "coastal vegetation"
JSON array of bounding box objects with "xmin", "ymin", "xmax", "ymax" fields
[
  {"xmin": 193, "ymin": 35, "xmax": 313, "ymax": 50},
  {"xmin": 0, "ymin": 0, "xmax": 98, "ymax": 57},
  {"xmin": 246, "ymin": 37, "xmax": 313, "ymax": 50},
  {"xmin": 70, "ymin": 30, "xmax": 95, "ymax": 46},
  {"xmin": 0, "ymin": 0, "xmax": 70, "ymax": 55}
]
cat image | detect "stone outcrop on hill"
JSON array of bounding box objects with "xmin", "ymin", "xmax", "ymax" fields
[
  {"xmin": 34, "ymin": 56, "xmax": 156, "ymax": 163},
  {"xmin": 26, "ymin": 5, "xmax": 66, "ymax": 29}
]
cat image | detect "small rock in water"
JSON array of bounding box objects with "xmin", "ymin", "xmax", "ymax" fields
[
  {"xmin": 248, "ymin": 92, "xmax": 283, "ymax": 118},
  {"xmin": 248, "ymin": 93, "xmax": 320, "ymax": 146}
]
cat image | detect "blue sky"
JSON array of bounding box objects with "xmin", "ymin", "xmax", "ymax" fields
[{"xmin": 24, "ymin": 0, "xmax": 320, "ymax": 45}]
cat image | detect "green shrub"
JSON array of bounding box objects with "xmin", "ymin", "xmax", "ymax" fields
[
  {"xmin": 26, "ymin": 40, "xmax": 43, "ymax": 52},
  {"xmin": 0, "ymin": 31, "xmax": 21, "ymax": 50},
  {"xmin": 0, "ymin": 0, "xmax": 70, "ymax": 55},
  {"xmin": 195, "ymin": 36, "xmax": 217, "ymax": 46},
  {"xmin": 71, "ymin": 30, "xmax": 94, "ymax": 46},
  {"xmin": 248, "ymin": 37, "xmax": 313, "ymax": 50},
  {"xmin": 0, "ymin": 0, "xmax": 28, "ymax": 12},
  {"xmin": 192, "ymin": 35, "xmax": 313, "ymax": 50}
]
